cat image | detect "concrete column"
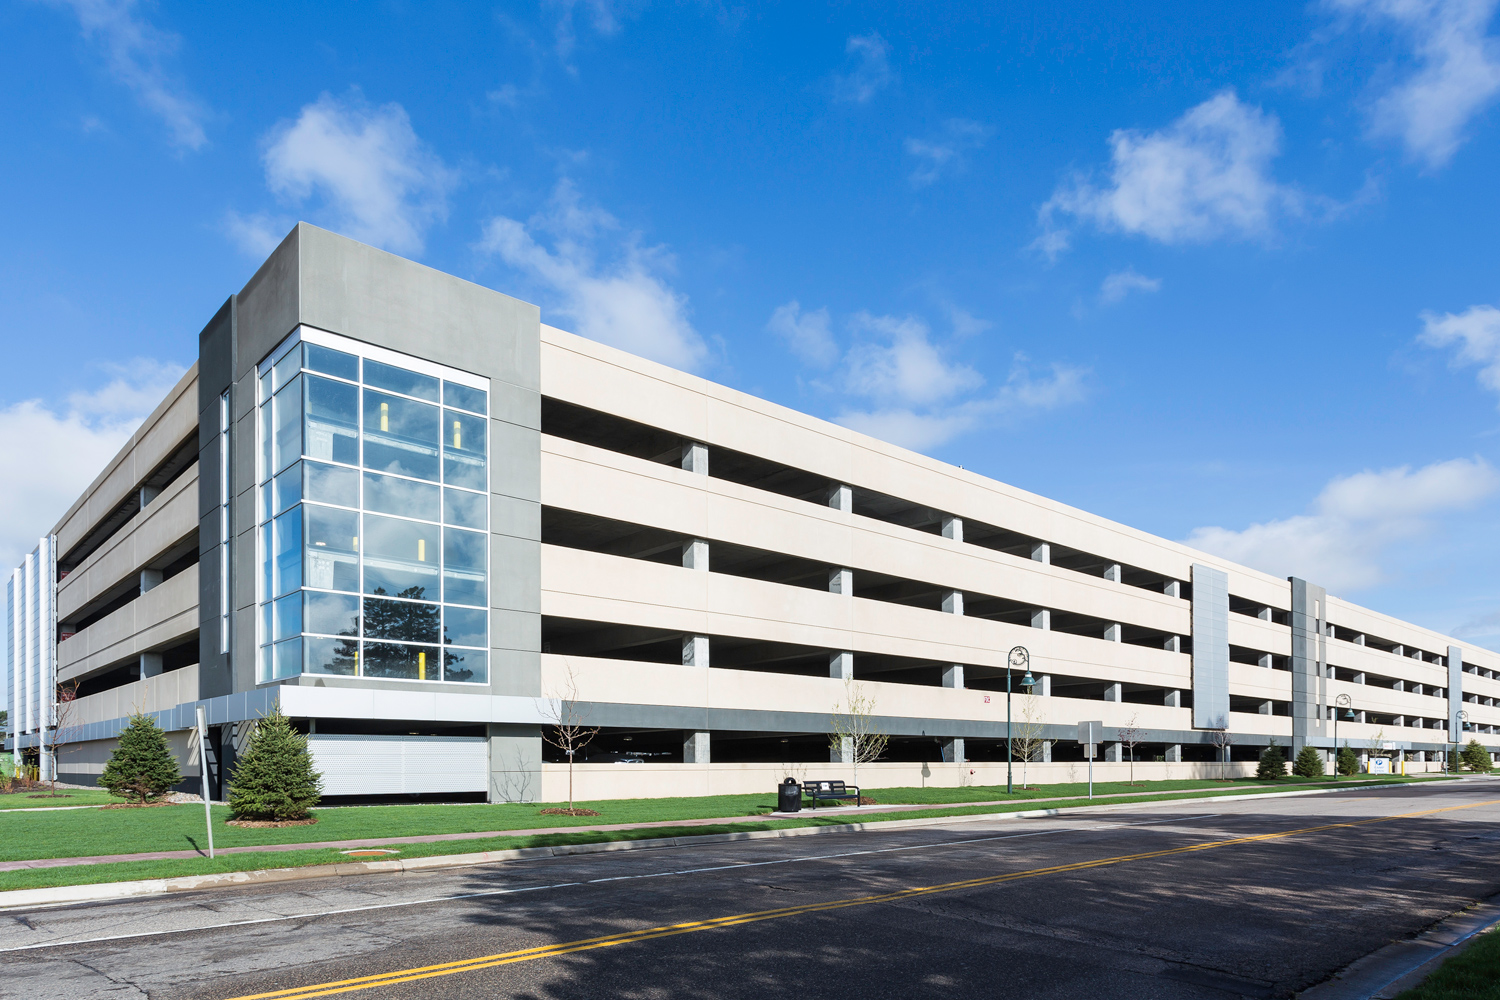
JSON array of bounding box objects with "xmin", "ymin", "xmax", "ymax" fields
[
  {"xmin": 1104, "ymin": 742, "xmax": 1123, "ymax": 762},
  {"xmin": 1165, "ymin": 689, "xmax": 1182, "ymax": 708},
  {"xmin": 140, "ymin": 652, "xmax": 163, "ymax": 678},
  {"xmin": 682, "ymin": 539, "xmax": 709, "ymax": 571},
  {"xmin": 139, "ymin": 484, "xmax": 161, "ymax": 508},
  {"xmin": 1353, "ymin": 672, "xmax": 1366, "ymax": 685},
  {"xmin": 940, "ymin": 738, "xmax": 964, "ymax": 763},
  {"xmin": 942, "ymin": 590, "xmax": 964, "ymax": 615},
  {"xmin": 682, "ymin": 635, "xmax": 710, "ymax": 667},
  {"xmin": 942, "ymin": 664, "xmax": 964, "ymax": 689},
  {"xmin": 486, "ymin": 723, "xmax": 543, "ymax": 803},
  {"xmin": 1103, "ymin": 682, "xmax": 1122, "ymax": 702},
  {"xmin": 1393, "ymin": 716, "xmax": 1405, "ymax": 728},
  {"xmin": 1258, "ymin": 653, "xmax": 1273, "ymax": 669},
  {"xmin": 1165, "ymin": 744, "xmax": 1183, "ymax": 762},
  {"xmin": 1104, "ymin": 623, "xmax": 1122, "ymax": 642},
  {"xmin": 1354, "ymin": 634, "xmax": 1366, "ymax": 646},
  {"xmin": 1164, "ymin": 635, "xmax": 1182, "ymax": 653},
  {"xmin": 1104, "ymin": 563, "xmax": 1122, "ymax": 582},
  {"xmin": 683, "ymin": 731, "xmax": 711, "ymax": 764},
  {"xmin": 831, "ymin": 735, "xmax": 853, "ymax": 764},
  {"xmin": 1412, "ymin": 683, "xmax": 1424, "ymax": 696},
  {"xmin": 681, "ymin": 442, "xmax": 709, "ymax": 475},
  {"xmin": 1031, "ymin": 608, "xmax": 1051, "ymax": 630},
  {"xmin": 1258, "ymin": 606, "xmax": 1272, "ymax": 621},
  {"xmin": 827, "ymin": 484, "xmax": 852, "ymax": 512},
  {"xmin": 1164, "ymin": 580, "xmax": 1181, "ymax": 599},
  {"xmin": 829, "ymin": 567, "xmax": 853, "ymax": 594},
  {"xmin": 941, "ymin": 516, "xmax": 963, "ymax": 542},
  {"xmin": 1031, "ymin": 542, "xmax": 1051, "ymax": 565},
  {"xmin": 1393, "ymin": 645, "xmax": 1404, "ymax": 657},
  {"xmin": 1037, "ymin": 674, "xmax": 1052, "ymax": 697},
  {"xmin": 1258, "ymin": 700, "xmax": 1273, "ymax": 715},
  {"xmin": 1393, "ymin": 680, "xmax": 1405, "ymax": 692},
  {"xmin": 140, "ymin": 568, "xmax": 163, "ymax": 593},
  {"xmin": 829, "ymin": 651, "xmax": 853, "ymax": 681}
]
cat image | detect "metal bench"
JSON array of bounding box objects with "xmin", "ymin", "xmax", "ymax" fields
[{"xmin": 804, "ymin": 779, "xmax": 861, "ymax": 807}]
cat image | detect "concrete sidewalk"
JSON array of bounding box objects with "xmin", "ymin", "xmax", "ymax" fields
[{"xmin": 0, "ymin": 777, "xmax": 1434, "ymax": 873}]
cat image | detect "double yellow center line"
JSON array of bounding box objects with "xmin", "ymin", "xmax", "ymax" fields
[{"xmin": 228, "ymin": 798, "xmax": 1499, "ymax": 1000}]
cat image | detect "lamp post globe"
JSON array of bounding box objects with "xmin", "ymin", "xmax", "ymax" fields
[{"xmin": 1006, "ymin": 646, "xmax": 1032, "ymax": 795}]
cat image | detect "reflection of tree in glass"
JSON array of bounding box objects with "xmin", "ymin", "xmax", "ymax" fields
[
  {"xmin": 444, "ymin": 649, "xmax": 474, "ymax": 682},
  {"xmin": 362, "ymin": 587, "xmax": 439, "ymax": 678}
]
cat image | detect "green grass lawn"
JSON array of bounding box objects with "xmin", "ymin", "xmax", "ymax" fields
[
  {"xmin": 0, "ymin": 773, "xmax": 1450, "ymax": 893},
  {"xmin": 1396, "ymin": 928, "xmax": 1500, "ymax": 999},
  {"xmin": 0, "ymin": 787, "xmax": 117, "ymax": 810}
]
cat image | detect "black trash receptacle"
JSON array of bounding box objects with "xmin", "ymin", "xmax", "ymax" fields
[{"xmin": 778, "ymin": 778, "xmax": 802, "ymax": 813}]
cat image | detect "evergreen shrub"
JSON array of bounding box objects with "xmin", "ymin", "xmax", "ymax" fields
[
  {"xmin": 99, "ymin": 713, "xmax": 182, "ymax": 803},
  {"xmin": 228, "ymin": 707, "xmax": 323, "ymax": 821}
]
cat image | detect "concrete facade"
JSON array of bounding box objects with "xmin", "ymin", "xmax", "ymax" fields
[{"xmin": 7, "ymin": 224, "xmax": 1498, "ymax": 799}]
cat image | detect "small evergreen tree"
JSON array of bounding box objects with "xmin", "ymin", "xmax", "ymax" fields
[
  {"xmin": 228, "ymin": 707, "xmax": 322, "ymax": 821},
  {"xmin": 1336, "ymin": 743, "xmax": 1360, "ymax": 776},
  {"xmin": 99, "ymin": 713, "xmax": 182, "ymax": 803},
  {"xmin": 1256, "ymin": 741, "xmax": 1287, "ymax": 780},
  {"xmin": 1293, "ymin": 745, "xmax": 1326, "ymax": 779},
  {"xmin": 1462, "ymin": 738, "xmax": 1494, "ymax": 773}
]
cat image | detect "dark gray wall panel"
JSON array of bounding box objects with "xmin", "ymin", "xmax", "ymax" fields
[{"xmin": 1191, "ymin": 563, "xmax": 1230, "ymax": 729}]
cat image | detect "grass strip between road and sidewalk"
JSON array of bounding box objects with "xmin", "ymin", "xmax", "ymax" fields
[
  {"xmin": 1396, "ymin": 925, "xmax": 1500, "ymax": 999},
  {"xmin": 0, "ymin": 774, "xmax": 1456, "ymax": 893}
]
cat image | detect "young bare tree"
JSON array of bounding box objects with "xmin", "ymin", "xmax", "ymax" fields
[
  {"xmin": 1209, "ymin": 729, "xmax": 1236, "ymax": 781},
  {"xmin": 541, "ymin": 665, "xmax": 600, "ymax": 815},
  {"xmin": 1012, "ymin": 692, "xmax": 1046, "ymax": 790},
  {"xmin": 1116, "ymin": 714, "xmax": 1146, "ymax": 786},
  {"xmin": 46, "ymin": 679, "xmax": 82, "ymax": 791},
  {"xmin": 829, "ymin": 679, "xmax": 889, "ymax": 794}
]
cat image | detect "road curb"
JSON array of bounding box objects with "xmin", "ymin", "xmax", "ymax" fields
[
  {"xmin": 1297, "ymin": 892, "xmax": 1500, "ymax": 999},
  {"xmin": 0, "ymin": 778, "xmax": 1458, "ymax": 911}
]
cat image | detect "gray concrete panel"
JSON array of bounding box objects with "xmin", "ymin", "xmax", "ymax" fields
[
  {"xmin": 234, "ymin": 227, "xmax": 301, "ymax": 378},
  {"xmin": 490, "ymin": 495, "xmax": 542, "ymax": 541},
  {"xmin": 1290, "ymin": 577, "xmax": 1328, "ymax": 753},
  {"xmin": 490, "ymin": 380, "xmax": 542, "ymax": 431},
  {"xmin": 1190, "ymin": 563, "xmax": 1230, "ymax": 729},
  {"xmin": 1449, "ymin": 645, "xmax": 1464, "ymax": 734},
  {"xmin": 489, "ymin": 421, "xmax": 542, "ymax": 503},
  {"xmin": 487, "ymin": 723, "xmax": 543, "ymax": 803},
  {"xmin": 492, "ymin": 608, "xmax": 542, "ymax": 652},
  {"xmin": 489, "ymin": 533, "xmax": 542, "ymax": 614}
]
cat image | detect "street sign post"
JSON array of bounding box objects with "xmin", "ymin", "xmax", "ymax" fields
[
  {"xmin": 196, "ymin": 705, "xmax": 215, "ymax": 860},
  {"xmin": 1077, "ymin": 721, "xmax": 1103, "ymax": 799}
]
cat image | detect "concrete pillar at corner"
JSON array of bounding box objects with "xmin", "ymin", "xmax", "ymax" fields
[
  {"xmin": 940, "ymin": 738, "xmax": 964, "ymax": 763},
  {"xmin": 829, "ymin": 651, "xmax": 853, "ymax": 681},
  {"xmin": 827, "ymin": 483, "xmax": 852, "ymax": 513},
  {"xmin": 1041, "ymin": 741, "xmax": 1053, "ymax": 762},
  {"xmin": 1103, "ymin": 682, "xmax": 1122, "ymax": 702},
  {"xmin": 831, "ymin": 735, "xmax": 853, "ymax": 764},
  {"xmin": 683, "ymin": 635, "xmax": 710, "ymax": 667},
  {"xmin": 684, "ymin": 731, "xmax": 711, "ymax": 764},
  {"xmin": 140, "ymin": 652, "xmax": 164, "ymax": 678},
  {"xmin": 1163, "ymin": 580, "xmax": 1181, "ymax": 599},
  {"xmin": 1163, "ymin": 635, "xmax": 1182, "ymax": 652},
  {"xmin": 1104, "ymin": 563, "xmax": 1122, "ymax": 583},
  {"xmin": 942, "ymin": 516, "xmax": 963, "ymax": 542},
  {"xmin": 1258, "ymin": 653, "xmax": 1273, "ymax": 669},
  {"xmin": 1290, "ymin": 577, "xmax": 1330, "ymax": 756},
  {"xmin": 1164, "ymin": 689, "xmax": 1182, "ymax": 708},
  {"xmin": 1449, "ymin": 644, "xmax": 1465, "ymax": 740},
  {"xmin": 1031, "ymin": 541, "xmax": 1050, "ymax": 565},
  {"xmin": 140, "ymin": 567, "xmax": 164, "ymax": 593},
  {"xmin": 682, "ymin": 441, "xmax": 709, "ymax": 475},
  {"xmin": 1104, "ymin": 623, "xmax": 1122, "ymax": 642},
  {"xmin": 942, "ymin": 664, "xmax": 964, "ymax": 689},
  {"xmin": 1036, "ymin": 674, "xmax": 1052, "ymax": 696},
  {"xmin": 682, "ymin": 538, "xmax": 709, "ymax": 571},
  {"xmin": 829, "ymin": 567, "xmax": 853, "ymax": 595},
  {"xmin": 487, "ymin": 724, "xmax": 543, "ymax": 803},
  {"xmin": 1104, "ymin": 742, "xmax": 1123, "ymax": 762},
  {"xmin": 1165, "ymin": 744, "xmax": 1182, "ymax": 762},
  {"xmin": 942, "ymin": 589, "xmax": 963, "ymax": 615},
  {"xmin": 1191, "ymin": 563, "xmax": 1230, "ymax": 731},
  {"xmin": 1031, "ymin": 608, "xmax": 1051, "ymax": 630}
]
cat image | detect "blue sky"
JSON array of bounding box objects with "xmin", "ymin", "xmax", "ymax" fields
[{"xmin": 3, "ymin": 1, "xmax": 1500, "ymax": 646}]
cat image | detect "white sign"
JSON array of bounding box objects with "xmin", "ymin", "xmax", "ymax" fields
[{"xmin": 1367, "ymin": 757, "xmax": 1391, "ymax": 774}]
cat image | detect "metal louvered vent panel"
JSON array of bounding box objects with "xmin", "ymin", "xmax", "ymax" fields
[{"xmin": 308, "ymin": 735, "xmax": 487, "ymax": 796}]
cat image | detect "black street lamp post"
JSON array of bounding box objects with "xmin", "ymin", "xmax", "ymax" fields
[{"xmin": 1007, "ymin": 646, "xmax": 1036, "ymax": 795}]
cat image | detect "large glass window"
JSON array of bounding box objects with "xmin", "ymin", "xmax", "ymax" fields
[{"xmin": 255, "ymin": 330, "xmax": 489, "ymax": 686}]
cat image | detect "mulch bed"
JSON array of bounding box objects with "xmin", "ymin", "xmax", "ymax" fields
[
  {"xmin": 855, "ymin": 796, "xmax": 879, "ymax": 806},
  {"xmin": 226, "ymin": 817, "xmax": 319, "ymax": 828},
  {"xmin": 539, "ymin": 807, "xmax": 602, "ymax": 817},
  {"xmin": 25, "ymin": 794, "xmax": 70, "ymax": 799},
  {"xmin": 102, "ymin": 801, "xmax": 177, "ymax": 809}
]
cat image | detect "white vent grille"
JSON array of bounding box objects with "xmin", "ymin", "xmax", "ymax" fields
[{"xmin": 308, "ymin": 734, "xmax": 487, "ymax": 796}]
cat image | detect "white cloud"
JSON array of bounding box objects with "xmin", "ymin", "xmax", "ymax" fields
[
  {"xmin": 841, "ymin": 313, "xmax": 984, "ymax": 407},
  {"xmin": 905, "ymin": 119, "xmax": 990, "ymax": 187},
  {"xmin": 1038, "ymin": 91, "xmax": 1294, "ymax": 255},
  {"xmin": 0, "ymin": 359, "xmax": 186, "ymax": 571},
  {"xmin": 477, "ymin": 180, "xmax": 708, "ymax": 371},
  {"xmin": 257, "ymin": 92, "xmax": 457, "ymax": 257},
  {"xmin": 45, "ymin": 0, "xmax": 209, "ymax": 150},
  {"xmin": 1100, "ymin": 268, "xmax": 1163, "ymax": 303},
  {"xmin": 1419, "ymin": 303, "xmax": 1500, "ymax": 397},
  {"xmin": 223, "ymin": 211, "xmax": 287, "ymax": 258},
  {"xmin": 1330, "ymin": 0, "xmax": 1500, "ymax": 168},
  {"xmin": 767, "ymin": 301, "xmax": 838, "ymax": 368},
  {"xmin": 833, "ymin": 32, "xmax": 893, "ymax": 104},
  {"xmin": 1186, "ymin": 457, "xmax": 1500, "ymax": 592},
  {"xmin": 550, "ymin": 0, "xmax": 621, "ymax": 69}
]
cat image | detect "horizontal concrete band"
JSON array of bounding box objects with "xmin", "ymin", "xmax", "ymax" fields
[
  {"xmin": 4, "ymin": 686, "xmax": 1470, "ymax": 754},
  {"xmin": 0, "ymin": 782, "xmax": 1428, "ymax": 913}
]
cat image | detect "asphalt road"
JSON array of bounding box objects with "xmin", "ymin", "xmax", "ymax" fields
[{"xmin": 3, "ymin": 780, "xmax": 1499, "ymax": 1000}]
